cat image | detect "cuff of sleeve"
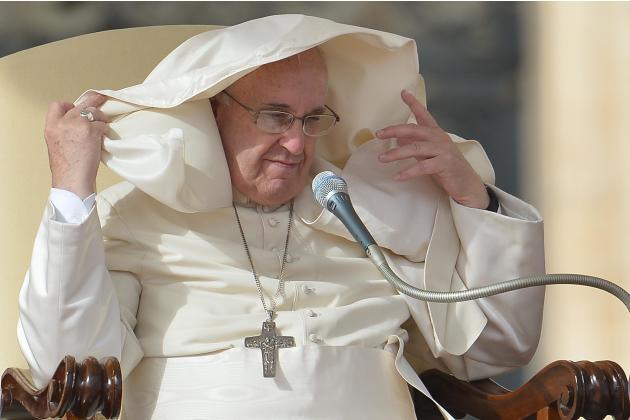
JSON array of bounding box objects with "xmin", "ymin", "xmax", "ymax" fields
[
  {"xmin": 484, "ymin": 185, "xmax": 500, "ymax": 213},
  {"xmin": 49, "ymin": 188, "xmax": 96, "ymax": 224},
  {"xmin": 451, "ymin": 185, "xmax": 541, "ymax": 222}
]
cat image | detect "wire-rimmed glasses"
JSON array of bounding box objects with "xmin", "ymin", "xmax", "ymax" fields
[{"xmin": 222, "ymin": 90, "xmax": 340, "ymax": 137}]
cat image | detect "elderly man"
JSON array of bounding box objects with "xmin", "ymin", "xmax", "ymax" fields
[{"xmin": 18, "ymin": 15, "xmax": 544, "ymax": 419}]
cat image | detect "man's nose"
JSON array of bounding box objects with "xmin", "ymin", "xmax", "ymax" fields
[{"xmin": 279, "ymin": 120, "xmax": 306, "ymax": 155}]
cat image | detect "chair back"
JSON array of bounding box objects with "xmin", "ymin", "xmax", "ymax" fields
[{"xmin": 0, "ymin": 25, "xmax": 217, "ymax": 372}]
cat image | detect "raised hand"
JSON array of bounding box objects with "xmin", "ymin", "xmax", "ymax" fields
[
  {"xmin": 44, "ymin": 93, "xmax": 109, "ymax": 199},
  {"xmin": 376, "ymin": 90, "xmax": 490, "ymax": 209}
]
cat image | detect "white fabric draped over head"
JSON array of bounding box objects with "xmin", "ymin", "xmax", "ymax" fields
[{"xmin": 79, "ymin": 14, "xmax": 425, "ymax": 212}]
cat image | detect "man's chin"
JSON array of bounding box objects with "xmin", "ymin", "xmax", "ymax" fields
[{"xmin": 255, "ymin": 178, "xmax": 306, "ymax": 206}]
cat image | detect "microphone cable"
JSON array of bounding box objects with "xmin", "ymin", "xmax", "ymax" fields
[
  {"xmin": 367, "ymin": 244, "xmax": 630, "ymax": 312},
  {"xmin": 312, "ymin": 171, "xmax": 630, "ymax": 313}
]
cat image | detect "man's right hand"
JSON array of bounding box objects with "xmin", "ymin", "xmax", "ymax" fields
[{"xmin": 45, "ymin": 93, "xmax": 110, "ymax": 199}]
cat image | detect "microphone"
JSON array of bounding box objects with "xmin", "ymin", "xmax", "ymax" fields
[
  {"xmin": 310, "ymin": 171, "xmax": 630, "ymax": 311},
  {"xmin": 311, "ymin": 171, "xmax": 376, "ymax": 251}
]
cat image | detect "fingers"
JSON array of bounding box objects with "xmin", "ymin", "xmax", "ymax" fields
[
  {"xmin": 374, "ymin": 90, "xmax": 439, "ymax": 134},
  {"xmin": 394, "ymin": 156, "xmax": 443, "ymax": 181},
  {"xmin": 378, "ymin": 141, "xmax": 444, "ymax": 163},
  {"xmin": 400, "ymin": 90, "xmax": 438, "ymax": 128},
  {"xmin": 47, "ymin": 94, "xmax": 109, "ymax": 124},
  {"xmin": 65, "ymin": 93, "xmax": 108, "ymax": 118},
  {"xmin": 80, "ymin": 107, "xmax": 110, "ymax": 123},
  {"xmin": 377, "ymin": 123, "xmax": 428, "ymax": 141},
  {"xmin": 76, "ymin": 92, "xmax": 108, "ymax": 110},
  {"xmin": 376, "ymin": 123, "xmax": 448, "ymax": 144},
  {"xmin": 375, "ymin": 91, "xmax": 449, "ymax": 144}
]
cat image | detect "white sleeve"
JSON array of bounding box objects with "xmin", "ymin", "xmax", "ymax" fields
[
  {"xmin": 49, "ymin": 188, "xmax": 96, "ymax": 224},
  {"xmin": 17, "ymin": 201, "xmax": 126, "ymax": 388},
  {"xmin": 440, "ymin": 184, "xmax": 546, "ymax": 380}
]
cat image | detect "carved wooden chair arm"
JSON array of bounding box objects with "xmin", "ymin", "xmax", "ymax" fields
[
  {"xmin": 3, "ymin": 357, "xmax": 629, "ymax": 420},
  {"xmin": 418, "ymin": 360, "xmax": 630, "ymax": 419},
  {"xmin": 1, "ymin": 356, "xmax": 121, "ymax": 420}
]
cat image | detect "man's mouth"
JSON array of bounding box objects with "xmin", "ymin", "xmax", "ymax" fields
[{"xmin": 267, "ymin": 159, "xmax": 300, "ymax": 167}]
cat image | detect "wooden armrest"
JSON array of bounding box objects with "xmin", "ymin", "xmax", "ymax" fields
[
  {"xmin": 419, "ymin": 360, "xmax": 630, "ymax": 419},
  {"xmin": 4, "ymin": 357, "xmax": 628, "ymax": 419},
  {"xmin": 1, "ymin": 356, "xmax": 121, "ymax": 420}
]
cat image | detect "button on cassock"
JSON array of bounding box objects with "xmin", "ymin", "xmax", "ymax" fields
[
  {"xmin": 309, "ymin": 333, "xmax": 322, "ymax": 343},
  {"xmin": 302, "ymin": 285, "xmax": 316, "ymax": 295}
]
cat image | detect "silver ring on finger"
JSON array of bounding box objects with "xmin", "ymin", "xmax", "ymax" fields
[{"xmin": 80, "ymin": 109, "xmax": 95, "ymax": 122}]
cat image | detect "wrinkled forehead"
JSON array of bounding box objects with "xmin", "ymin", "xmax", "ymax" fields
[{"xmin": 229, "ymin": 48, "xmax": 328, "ymax": 94}]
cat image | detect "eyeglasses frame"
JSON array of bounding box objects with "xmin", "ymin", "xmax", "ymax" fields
[{"xmin": 221, "ymin": 90, "xmax": 340, "ymax": 137}]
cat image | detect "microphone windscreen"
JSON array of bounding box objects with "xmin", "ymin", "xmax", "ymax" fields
[{"xmin": 311, "ymin": 171, "xmax": 348, "ymax": 207}]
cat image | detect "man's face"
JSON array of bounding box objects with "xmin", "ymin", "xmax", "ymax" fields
[{"xmin": 214, "ymin": 50, "xmax": 328, "ymax": 207}]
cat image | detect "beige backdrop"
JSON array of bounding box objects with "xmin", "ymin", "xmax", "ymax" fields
[
  {"xmin": 0, "ymin": 25, "xmax": 216, "ymax": 372},
  {"xmin": 522, "ymin": 3, "xmax": 630, "ymax": 378}
]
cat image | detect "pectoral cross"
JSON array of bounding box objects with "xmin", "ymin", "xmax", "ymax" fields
[{"xmin": 245, "ymin": 320, "xmax": 295, "ymax": 377}]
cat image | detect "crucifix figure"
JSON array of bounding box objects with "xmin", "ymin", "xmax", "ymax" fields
[{"xmin": 245, "ymin": 320, "xmax": 296, "ymax": 377}]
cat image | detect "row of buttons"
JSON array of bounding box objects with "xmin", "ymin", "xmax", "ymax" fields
[
  {"xmin": 261, "ymin": 210, "xmax": 323, "ymax": 344},
  {"xmin": 305, "ymin": 304, "xmax": 321, "ymax": 342},
  {"xmin": 266, "ymin": 216, "xmax": 297, "ymax": 266}
]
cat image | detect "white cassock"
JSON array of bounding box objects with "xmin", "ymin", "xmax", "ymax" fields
[{"xmin": 17, "ymin": 15, "xmax": 545, "ymax": 419}]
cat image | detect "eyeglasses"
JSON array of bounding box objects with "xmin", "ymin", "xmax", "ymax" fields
[{"xmin": 222, "ymin": 90, "xmax": 340, "ymax": 137}]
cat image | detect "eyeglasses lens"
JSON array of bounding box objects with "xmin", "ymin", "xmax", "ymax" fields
[
  {"xmin": 256, "ymin": 111, "xmax": 293, "ymax": 134},
  {"xmin": 304, "ymin": 115, "xmax": 337, "ymax": 136},
  {"xmin": 256, "ymin": 111, "xmax": 336, "ymax": 136}
]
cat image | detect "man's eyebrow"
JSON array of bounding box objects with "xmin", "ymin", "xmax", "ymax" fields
[
  {"xmin": 262, "ymin": 102, "xmax": 328, "ymax": 114},
  {"xmin": 262, "ymin": 102, "xmax": 291, "ymax": 110}
]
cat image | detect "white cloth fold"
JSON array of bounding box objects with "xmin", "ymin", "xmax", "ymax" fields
[{"xmin": 102, "ymin": 100, "xmax": 232, "ymax": 213}]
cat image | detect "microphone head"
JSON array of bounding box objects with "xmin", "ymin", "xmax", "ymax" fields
[{"xmin": 311, "ymin": 171, "xmax": 348, "ymax": 208}]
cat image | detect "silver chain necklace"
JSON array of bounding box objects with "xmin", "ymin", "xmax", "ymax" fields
[{"xmin": 232, "ymin": 200, "xmax": 296, "ymax": 377}]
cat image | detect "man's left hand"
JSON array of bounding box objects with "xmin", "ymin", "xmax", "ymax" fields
[{"xmin": 376, "ymin": 90, "xmax": 490, "ymax": 209}]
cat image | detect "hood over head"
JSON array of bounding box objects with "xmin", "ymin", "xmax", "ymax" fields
[{"xmin": 78, "ymin": 14, "xmax": 423, "ymax": 213}]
